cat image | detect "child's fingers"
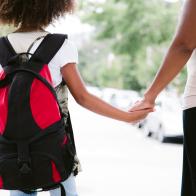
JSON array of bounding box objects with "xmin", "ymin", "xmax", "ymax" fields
[
  {"xmin": 127, "ymin": 108, "xmax": 154, "ymax": 123},
  {"xmin": 136, "ymin": 108, "xmax": 154, "ymax": 114}
]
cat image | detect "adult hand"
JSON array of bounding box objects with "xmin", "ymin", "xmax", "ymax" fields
[{"xmin": 130, "ymin": 96, "xmax": 155, "ymax": 112}]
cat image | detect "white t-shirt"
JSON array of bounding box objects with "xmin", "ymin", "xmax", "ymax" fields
[{"xmin": 2, "ymin": 31, "xmax": 78, "ymax": 87}]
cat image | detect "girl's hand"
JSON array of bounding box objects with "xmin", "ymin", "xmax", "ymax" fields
[
  {"xmin": 61, "ymin": 63, "xmax": 153, "ymax": 123},
  {"xmin": 126, "ymin": 108, "xmax": 154, "ymax": 123}
]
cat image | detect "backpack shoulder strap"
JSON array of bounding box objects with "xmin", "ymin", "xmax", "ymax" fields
[
  {"xmin": 30, "ymin": 33, "xmax": 67, "ymax": 65},
  {"xmin": 0, "ymin": 37, "xmax": 16, "ymax": 67},
  {"xmin": 0, "ymin": 33, "xmax": 67, "ymax": 67}
]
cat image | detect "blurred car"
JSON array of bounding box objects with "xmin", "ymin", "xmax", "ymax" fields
[
  {"xmin": 141, "ymin": 95, "xmax": 183, "ymax": 143},
  {"xmin": 101, "ymin": 88, "xmax": 140, "ymax": 109},
  {"xmin": 87, "ymin": 86, "xmax": 103, "ymax": 98}
]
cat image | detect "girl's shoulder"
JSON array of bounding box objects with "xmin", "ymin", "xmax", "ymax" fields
[
  {"xmin": 52, "ymin": 37, "xmax": 79, "ymax": 68},
  {"xmin": 59, "ymin": 38, "xmax": 78, "ymax": 57}
]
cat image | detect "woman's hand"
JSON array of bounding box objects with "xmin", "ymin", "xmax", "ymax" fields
[
  {"xmin": 61, "ymin": 63, "xmax": 154, "ymax": 123},
  {"xmin": 130, "ymin": 96, "xmax": 155, "ymax": 112}
]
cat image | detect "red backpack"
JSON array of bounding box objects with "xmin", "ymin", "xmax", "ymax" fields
[{"xmin": 0, "ymin": 33, "xmax": 76, "ymax": 195}]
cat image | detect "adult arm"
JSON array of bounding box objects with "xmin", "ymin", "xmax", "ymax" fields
[{"xmin": 131, "ymin": 0, "xmax": 196, "ymax": 110}]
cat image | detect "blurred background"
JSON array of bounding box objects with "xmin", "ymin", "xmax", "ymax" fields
[{"xmin": 0, "ymin": 0, "xmax": 185, "ymax": 195}]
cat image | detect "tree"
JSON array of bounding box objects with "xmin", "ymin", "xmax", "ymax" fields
[
  {"xmin": 0, "ymin": 25, "xmax": 14, "ymax": 36},
  {"xmin": 79, "ymin": 0, "xmax": 183, "ymax": 91}
]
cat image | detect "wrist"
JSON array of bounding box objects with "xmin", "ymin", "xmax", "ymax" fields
[
  {"xmin": 144, "ymin": 91, "xmax": 157, "ymax": 104},
  {"xmin": 121, "ymin": 112, "xmax": 132, "ymax": 123}
]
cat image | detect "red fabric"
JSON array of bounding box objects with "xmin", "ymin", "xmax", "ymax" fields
[
  {"xmin": 30, "ymin": 64, "xmax": 61, "ymax": 130},
  {"xmin": 40, "ymin": 64, "xmax": 53, "ymax": 86},
  {"xmin": 51, "ymin": 161, "xmax": 61, "ymax": 183},
  {"xmin": 0, "ymin": 86, "xmax": 9, "ymax": 135},
  {"xmin": 0, "ymin": 176, "xmax": 3, "ymax": 189},
  {"xmin": 62, "ymin": 135, "xmax": 68, "ymax": 146},
  {"xmin": 0, "ymin": 70, "xmax": 6, "ymax": 81}
]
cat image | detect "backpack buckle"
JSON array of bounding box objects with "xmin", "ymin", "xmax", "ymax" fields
[
  {"xmin": 17, "ymin": 142, "xmax": 32, "ymax": 174},
  {"xmin": 18, "ymin": 160, "xmax": 32, "ymax": 174}
]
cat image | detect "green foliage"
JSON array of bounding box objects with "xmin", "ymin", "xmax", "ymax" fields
[
  {"xmin": 0, "ymin": 25, "xmax": 14, "ymax": 36},
  {"xmin": 79, "ymin": 0, "xmax": 184, "ymax": 92}
]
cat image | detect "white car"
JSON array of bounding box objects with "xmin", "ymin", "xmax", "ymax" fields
[
  {"xmin": 142, "ymin": 95, "xmax": 183, "ymax": 142},
  {"xmin": 87, "ymin": 86, "xmax": 103, "ymax": 98},
  {"xmin": 101, "ymin": 88, "xmax": 140, "ymax": 109}
]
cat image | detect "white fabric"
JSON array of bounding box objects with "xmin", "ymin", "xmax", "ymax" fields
[
  {"xmin": 183, "ymin": 49, "xmax": 196, "ymax": 110},
  {"xmin": 3, "ymin": 31, "xmax": 78, "ymax": 87}
]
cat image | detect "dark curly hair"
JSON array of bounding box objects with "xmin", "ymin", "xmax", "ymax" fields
[{"xmin": 0, "ymin": 0, "xmax": 75, "ymax": 30}]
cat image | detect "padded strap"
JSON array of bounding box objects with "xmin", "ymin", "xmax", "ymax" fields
[
  {"xmin": 30, "ymin": 33, "xmax": 67, "ymax": 65},
  {"xmin": 6, "ymin": 68, "xmax": 64, "ymax": 116},
  {"xmin": 2, "ymin": 33, "xmax": 67, "ymax": 67},
  {"xmin": 27, "ymin": 36, "xmax": 46, "ymax": 54}
]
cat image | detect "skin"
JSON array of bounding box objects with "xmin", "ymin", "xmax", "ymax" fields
[
  {"xmin": 131, "ymin": 0, "xmax": 196, "ymax": 112},
  {"xmin": 12, "ymin": 27, "xmax": 153, "ymax": 123},
  {"xmin": 61, "ymin": 63, "xmax": 153, "ymax": 123}
]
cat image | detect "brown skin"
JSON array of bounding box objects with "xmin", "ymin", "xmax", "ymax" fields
[
  {"xmin": 61, "ymin": 63, "xmax": 153, "ymax": 123},
  {"xmin": 131, "ymin": 0, "xmax": 196, "ymax": 112},
  {"xmin": 1, "ymin": 1, "xmax": 153, "ymax": 122},
  {"xmin": 7, "ymin": 24, "xmax": 153, "ymax": 122}
]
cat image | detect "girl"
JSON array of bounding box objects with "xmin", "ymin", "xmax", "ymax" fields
[{"xmin": 0, "ymin": 0, "xmax": 152, "ymax": 196}]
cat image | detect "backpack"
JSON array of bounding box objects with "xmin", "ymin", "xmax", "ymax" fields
[{"xmin": 0, "ymin": 33, "xmax": 77, "ymax": 195}]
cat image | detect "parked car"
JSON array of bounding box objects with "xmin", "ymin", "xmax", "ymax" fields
[
  {"xmin": 141, "ymin": 94, "xmax": 183, "ymax": 143},
  {"xmin": 87, "ymin": 86, "xmax": 103, "ymax": 98}
]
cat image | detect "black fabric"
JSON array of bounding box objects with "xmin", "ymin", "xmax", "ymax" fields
[
  {"xmin": 29, "ymin": 34, "xmax": 67, "ymax": 65},
  {"xmin": 0, "ymin": 33, "xmax": 76, "ymax": 192},
  {"xmin": 1, "ymin": 67, "xmax": 64, "ymax": 116},
  {"xmin": 182, "ymin": 107, "xmax": 196, "ymax": 196},
  {"xmin": 27, "ymin": 36, "xmax": 46, "ymax": 54},
  {"xmin": 1, "ymin": 34, "xmax": 67, "ymax": 139},
  {"xmin": 0, "ymin": 38, "xmax": 15, "ymax": 66},
  {"xmin": 0, "ymin": 33, "xmax": 67, "ymax": 66}
]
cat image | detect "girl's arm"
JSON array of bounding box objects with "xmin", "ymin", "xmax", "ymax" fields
[
  {"xmin": 61, "ymin": 63, "xmax": 153, "ymax": 123},
  {"xmin": 131, "ymin": 0, "xmax": 196, "ymax": 111}
]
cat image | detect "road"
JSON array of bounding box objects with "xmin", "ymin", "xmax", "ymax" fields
[{"xmin": 0, "ymin": 97, "xmax": 183, "ymax": 196}]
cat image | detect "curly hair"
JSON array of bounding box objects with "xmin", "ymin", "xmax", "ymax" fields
[{"xmin": 0, "ymin": 0, "xmax": 75, "ymax": 30}]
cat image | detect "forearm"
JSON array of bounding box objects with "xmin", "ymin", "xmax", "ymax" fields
[
  {"xmin": 144, "ymin": 0, "xmax": 196, "ymax": 103},
  {"xmin": 77, "ymin": 92, "xmax": 131, "ymax": 122},
  {"xmin": 144, "ymin": 42, "xmax": 193, "ymax": 102}
]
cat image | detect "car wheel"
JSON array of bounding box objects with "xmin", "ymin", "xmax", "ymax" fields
[
  {"xmin": 138, "ymin": 123, "xmax": 143, "ymax": 129},
  {"xmin": 143, "ymin": 127, "xmax": 152, "ymax": 137}
]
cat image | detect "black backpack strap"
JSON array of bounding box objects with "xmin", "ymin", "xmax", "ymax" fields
[
  {"xmin": 27, "ymin": 36, "xmax": 46, "ymax": 54},
  {"xmin": 0, "ymin": 37, "xmax": 16, "ymax": 66},
  {"xmin": 67, "ymin": 112, "xmax": 77, "ymax": 154},
  {"xmin": 0, "ymin": 33, "xmax": 67, "ymax": 88},
  {"xmin": 1, "ymin": 33, "xmax": 67, "ymax": 65},
  {"xmin": 30, "ymin": 33, "xmax": 67, "ymax": 65}
]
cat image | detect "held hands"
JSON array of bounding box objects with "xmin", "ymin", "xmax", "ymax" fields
[
  {"xmin": 130, "ymin": 97, "xmax": 155, "ymax": 112},
  {"xmin": 126, "ymin": 108, "xmax": 154, "ymax": 123},
  {"xmin": 126, "ymin": 96, "xmax": 155, "ymax": 123}
]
